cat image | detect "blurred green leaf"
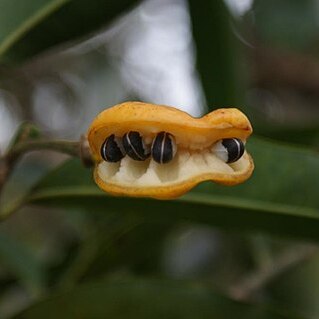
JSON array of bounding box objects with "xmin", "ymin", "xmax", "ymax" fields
[
  {"xmin": 80, "ymin": 221, "xmax": 173, "ymax": 282},
  {"xmin": 0, "ymin": 0, "xmax": 140, "ymax": 63},
  {"xmin": 270, "ymin": 254, "xmax": 319, "ymax": 319},
  {"xmin": 253, "ymin": 0, "xmax": 318, "ymax": 51},
  {"xmin": 0, "ymin": 232, "xmax": 46, "ymax": 294},
  {"xmin": 19, "ymin": 135, "xmax": 319, "ymax": 241},
  {"xmin": 14, "ymin": 279, "xmax": 300, "ymax": 319},
  {"xmin": 239, "ymin": 109, "xmax": 319, "ymax": 148},
  {"xmin": 55, "ymin": 214, "xmax": 173, "ymax": 288},
  {"xmin": 188, "ymin": 0, "xmax": 245, "ymax": 108}
]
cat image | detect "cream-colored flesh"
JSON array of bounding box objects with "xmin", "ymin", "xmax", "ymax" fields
[{"xmin": 97, "ymin": 148, "xmax": 250, "ymax": 187}]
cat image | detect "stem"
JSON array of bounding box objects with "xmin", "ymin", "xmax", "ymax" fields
[
  {"xmin": 0, "ymin": 139, "xmax": 80, "ymax": 193},
  {"xmin": 8, "ymin": 140, "xmax": 80, "ymax": 159},
  {"xmin": 0, "ymin": 131, "xmax": 93, "ymax": 221}
]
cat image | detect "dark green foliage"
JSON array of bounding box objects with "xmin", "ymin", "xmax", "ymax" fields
[
  {"xmin": 0, "ymin": 0, "xmax": 141, "ymax": 63},
  {"xmin": 14, "ymin": 279, "xmax": 300, "ymax": 319}
]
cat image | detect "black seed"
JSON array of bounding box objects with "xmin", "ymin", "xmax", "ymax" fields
[
  {"xmin": 221, "ymin": 138, "xmax": 245, "ymax": 163},
  {"xmin": 122, "ymin": 131, "xmax": 150, "ymax": 161},
  {"xmin": 152, "ymin": 132, "xmax": 176, "ymax": 164},
  {"xmin": 152, "ymin": 132, "xmax": 164, "ymax": 163},
  {"xmin": 100, "ymin": 134, "xmax": 125, "ymax": 162}
]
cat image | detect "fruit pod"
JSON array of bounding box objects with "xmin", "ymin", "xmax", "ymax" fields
[{"xmin": 88, "ymin": 101, "xmax": 254, "ymax": 199}]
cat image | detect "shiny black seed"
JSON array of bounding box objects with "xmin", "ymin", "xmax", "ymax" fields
[
  {"xmin": 152, "ymin": 132, "xmax": 176, "ymax": 164},
  {"xmin": 122, "ymin": 131, "xmax": 150, "ymax": 161},
  {"xmin": 101, "ymin": 134, "xmax": 125, "ymax": 162},
  {"xmin": 221, "ymin": 138, "xmax": 245, "ymax": 163}
]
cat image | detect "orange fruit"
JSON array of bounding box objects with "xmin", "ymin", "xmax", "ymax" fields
[{"xmin": 88, "ymin": 101, "xmax": 254, "ymax": 199}]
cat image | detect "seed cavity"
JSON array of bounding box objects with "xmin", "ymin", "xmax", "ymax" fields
[
  {"xmin": 101, "ymin": 134, "xmax": 125, "ymax": 162},
  {"xmin": 123, "ymin": 131, "xmax": 150, "ymax": 161},
  {"xmin": 212, "ymin": 138, "xmax": 245, "ymax": 163},
  {"xmin": 151, "ymin": 132, "xmax": 177, "ymax": 164}
]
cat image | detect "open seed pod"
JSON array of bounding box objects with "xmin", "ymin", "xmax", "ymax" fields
[{"xmin": 88, "ymin": 101, "xmax": 254, "ymax": 199}]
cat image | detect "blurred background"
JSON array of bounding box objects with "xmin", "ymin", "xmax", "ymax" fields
[{"xmin": 1, "ymin": 0, "xmax": 319, "ymax": 318}]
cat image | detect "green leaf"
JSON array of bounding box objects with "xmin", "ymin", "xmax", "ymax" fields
[
  {"xmin": 240, "ymin": 115, "xmax": 319, "ymax": 148},
  {"xmin": 0, "ymin": 0, "xmax": 140, "ymax": 63},
  {"xmin": 253, "ymin": 0, "xmax": 318, "ymax": 51},
  {"xmin": 22, "ymin": 135, "xmax": 319, "ymax": 241},
  {"xmin": 188, "ymin": 0, "xmax": 245, "ymax": 108},
  {"xmin": 80, "ymin": 221, "xmax": 173, "ymax": 280},
  {"xmin": 0, "ymin": 232, "xmax": 46, "ymax": 294},
  {"xmin": 13, "ymin": 279, "xmax": 301, "ymax": 319},
  {"xmin": 56, "ymin": 216, "xmax": 173, "ymax": 288}
]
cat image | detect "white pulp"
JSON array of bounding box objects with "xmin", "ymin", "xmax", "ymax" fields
[{"xmin": 97, "ymin": 148, "xmax": 249, "ymax": 187}]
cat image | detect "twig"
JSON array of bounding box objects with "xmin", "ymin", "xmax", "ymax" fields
[
  {"xmin": 228, "ymin": 244, "xmax": 319, "ymax": 301},
  {"xmin": 0, "ymin": 123, "xmax": 93, "ymax": 221},
  {"xmin": 0, "ymin": 123, "xmax": 40, "ymax": 194},
  {"xmin": 0, "ymin": 139, "xmax": 80, "ymax": 193},
  {"xmin": 8, "ymin": 139, "xmax": 81, "ymax": 159}
]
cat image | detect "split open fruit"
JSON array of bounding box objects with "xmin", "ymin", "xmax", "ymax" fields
[{"xmin": 88, "ymin": 101, "xmax": 254, "ymax": 199}]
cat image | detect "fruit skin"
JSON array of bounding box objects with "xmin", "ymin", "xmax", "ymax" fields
[{"xmin": 88, "ymin": 101, "xmax": 254, "ymax": 199}]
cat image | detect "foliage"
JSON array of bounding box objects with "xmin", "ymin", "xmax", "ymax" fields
[{"xmin": 0, "ymin": 0, "xmax": 318, "ymax": 318}]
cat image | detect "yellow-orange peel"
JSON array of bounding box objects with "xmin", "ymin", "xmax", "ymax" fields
[{"xmin": 88, "ymin": 101, "xmax": 254, "ymax": 199}]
